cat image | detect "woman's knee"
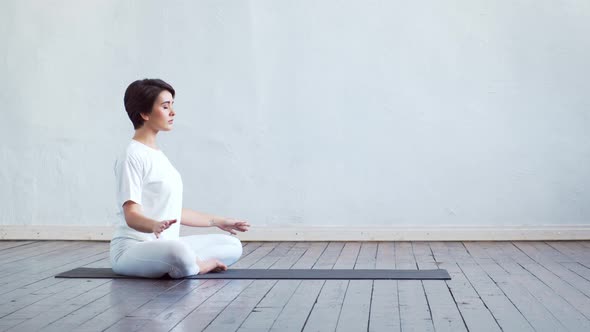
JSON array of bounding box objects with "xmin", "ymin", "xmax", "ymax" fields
[
  {"xmin": 161, "ymin": 241, "xmax": 198, "ymax": 277},
  {"xmin": 164, "ymin": 241, "xmax": 193, "ymax": 260},
  {"xmin": 221, "ymin": 235, "xmax": 243, "ymax": 264},
  {"xmin": 234, "ymin": 238, "xmax": 243, "ymax": 259},
  {"xmin": 226, "ymin": 234, "xmax": 242, "ymax": 247},
  {"xmin": 223, "ymin": 235, "xmax": 243, "ymax": 255}
]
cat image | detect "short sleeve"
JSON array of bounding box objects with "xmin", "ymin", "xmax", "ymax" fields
[{"xmin": 115, "ymin": 155, "xmax": 144, "ymax": 207}]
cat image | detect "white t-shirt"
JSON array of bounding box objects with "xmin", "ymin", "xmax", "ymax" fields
[{"xmin": 113, "ymin": 140, "xmax": 183, "ymax": 241}]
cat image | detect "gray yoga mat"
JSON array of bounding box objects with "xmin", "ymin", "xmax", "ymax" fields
[{"xmin": 55, "ymin": 267, "xmax": 450, "ymax": 280}]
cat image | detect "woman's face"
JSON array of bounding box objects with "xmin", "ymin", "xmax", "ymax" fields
[{"xmin": 142, "ymin": 90, "xmax": 175, "ymax": 131}]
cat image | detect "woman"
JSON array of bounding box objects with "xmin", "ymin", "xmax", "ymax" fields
[{"xmin": 110, "ymin": 78, "xmax": 250, "ymax": 278}]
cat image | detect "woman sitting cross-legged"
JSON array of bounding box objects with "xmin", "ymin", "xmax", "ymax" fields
[{"xmin": 110, "ymin": 78, "xmax": 250, "ymax": 278}]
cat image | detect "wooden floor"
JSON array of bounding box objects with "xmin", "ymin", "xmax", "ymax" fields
[{"xmin": 0, "ymin": 241, "xmax": 589, "ymax": 332}]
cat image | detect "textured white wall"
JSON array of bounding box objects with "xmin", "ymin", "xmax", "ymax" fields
[{"xmin": 1, "ymin": 0, "xmax": 589, "ymax": 229}]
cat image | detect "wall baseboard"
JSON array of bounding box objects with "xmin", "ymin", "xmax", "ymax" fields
[{"xmin": 1, "ymin": 225, "xmax": 589, "ymax": 241}]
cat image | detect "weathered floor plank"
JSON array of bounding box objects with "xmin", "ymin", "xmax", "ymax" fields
[
  {"xmin": 301, "ymin": 242, "xmax": 360, "ymax": 332},
  {"xmin": 471, "ymin": 242, "xmax": 568, "ymax": 331},
  {"xmin": 265, "ymin": 242, "xmax": 337, "ymax": 332},
  {"xmin": 430, "ymin": 242, "xmax": 501, "ymax": 332},
  {"xmin": 414, "ymin": 242, "xmax": 467, "ymax": 332},
  {"xmin": 335, "ymin": 242, "xmax": 377, "ymax": 332},
  {"xmin": 396, "ymin": 241, "xmax": 435, "ymax": 332},
  {"xmin": 0, "ymin": 241, "xmax": 36, "ymax": 252},
  {"xmin": 234, "ymin": 242, "xmax": 318, "ymax": 332},
  {"xmin": 368, "ymin": 242, "xmax": 399, "ymax": 332},
  {"xmin": 495, "ymin": 242, "xmax": 590, "ymax": 330},
  {"xmin": 459, "ymin": 242, "xmax": 534, "ymax": 331},
  {"xmin": 198, "ymin": 242, "xmax": 306, "ymax": 332}
]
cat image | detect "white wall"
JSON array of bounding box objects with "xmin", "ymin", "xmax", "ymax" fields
[{"xmin": 1, "ymin": 0, "xmax": 589, "ymax": 235}]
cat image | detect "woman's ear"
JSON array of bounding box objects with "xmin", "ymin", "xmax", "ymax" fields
[{"xmin": 140, "ymin": 112, "xmax": 150, "ymax": 121}]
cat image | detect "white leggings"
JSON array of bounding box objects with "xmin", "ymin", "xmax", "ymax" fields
[{"xmin": 110, "ymin": 234, "xmax": 243, "ymax": 279}]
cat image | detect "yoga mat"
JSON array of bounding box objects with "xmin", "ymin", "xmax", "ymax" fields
[{"xmin": 55, "ymin": 267, "xmax": 450, "ymax": 280}]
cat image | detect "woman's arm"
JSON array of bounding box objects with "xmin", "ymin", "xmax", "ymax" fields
[
  {"xmin": 180, "ymin": 208, "xmax": 222, "ymax": 227},
  {"xmin": 181, "ymin": 208, "xmax": 251, "ymax": 234},
  {"xmin": 123, "ymin": 201, "xmax": 176, "ymax": 238}
]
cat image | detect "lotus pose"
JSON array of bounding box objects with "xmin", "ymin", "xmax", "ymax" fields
[{"xmin": 110, "ymin": 78, "xmax": 250, "ymax": 278}]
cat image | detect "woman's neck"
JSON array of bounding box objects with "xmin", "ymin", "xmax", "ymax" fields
[{"xmin": 132, "ymin": 128, "xmax": 158, "ymax": 150}]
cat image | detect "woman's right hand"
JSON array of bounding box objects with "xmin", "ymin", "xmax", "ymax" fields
[{"xmin": 153, "ymin": 219, "xmax": 177, "ymax": 238}]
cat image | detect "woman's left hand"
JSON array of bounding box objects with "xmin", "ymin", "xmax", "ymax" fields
[{"xmin": 215, "ymin": 218, "xmax": 251, "ymax": 235}]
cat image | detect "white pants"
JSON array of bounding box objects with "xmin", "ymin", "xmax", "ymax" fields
[{"xmin": 110, "ymin": 234, "xmax": 243, "ymax": 279}]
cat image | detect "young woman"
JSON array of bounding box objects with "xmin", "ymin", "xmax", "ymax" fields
[{"xmin": 110, "ymin": 78, "xmax": 250, "ymax": 278}]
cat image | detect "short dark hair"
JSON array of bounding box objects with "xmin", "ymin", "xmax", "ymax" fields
[{"xmin": 123, "ymin": 79, "xmax": 175, "ymax": 129}]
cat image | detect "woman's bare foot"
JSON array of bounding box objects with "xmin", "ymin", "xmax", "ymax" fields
[{"xmin": 196, "ymin": 258, "xmax": 227, "ymax": 274}]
